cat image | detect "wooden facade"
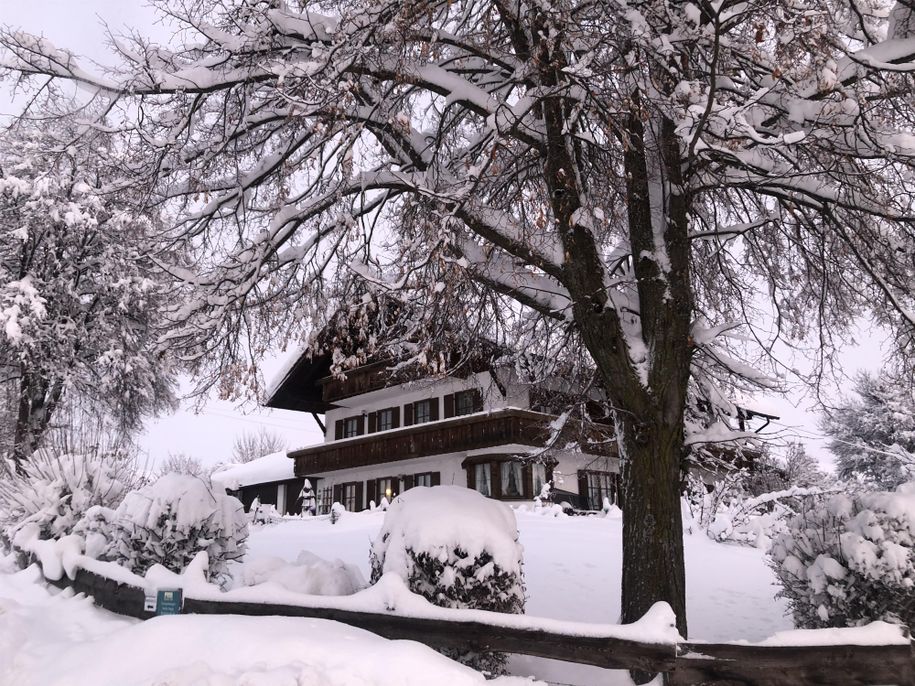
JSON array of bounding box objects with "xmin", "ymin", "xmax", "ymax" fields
[{"xmin": 291, "ymin": 408, "xmax": 615, "ymax": 476}]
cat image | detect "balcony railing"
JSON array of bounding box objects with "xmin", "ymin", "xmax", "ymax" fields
[{"xmin": 291, "ymin": 408, "xmax": 616, "ymax": 475}]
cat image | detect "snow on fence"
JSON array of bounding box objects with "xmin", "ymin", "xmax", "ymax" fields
[{"xmin": 23, "ymin": 552, "xmax": 915, "ymax": 686}]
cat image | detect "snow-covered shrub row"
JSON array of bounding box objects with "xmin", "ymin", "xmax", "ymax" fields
[
  {"xmin": 0, "ymin": 449, "xmax": 140, "ymax": 546},
  {"xmin": 89, "ymin": 474, "xmax": 248, "ymax": 587},
  {"xmin": 370, "ymin": 486, "xmax": 525, "ymax": 673},
  {"xmin": 770, "ymin": 483, "xmax": 915, "ymax": 630}
]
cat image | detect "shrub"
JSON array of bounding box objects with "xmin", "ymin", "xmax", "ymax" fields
[
  {"xmin": 101, "ymin": 473, "xmax": 248, "ymax": 587},
  {"xmin": 0, "ymin": 449, "xmax": 139, "ymax": 545},
  {"xmin": 370, "ymin": 486, "xmax": 525, "ymax": 673},
  {"xmin": 769, "ymin": 483, "xmax": 915, "ymax": 630}
]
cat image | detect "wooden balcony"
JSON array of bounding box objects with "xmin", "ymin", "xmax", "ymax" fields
[{"xmin": 291, "ymin": 408, "xmax": 616, "ymax": 475}]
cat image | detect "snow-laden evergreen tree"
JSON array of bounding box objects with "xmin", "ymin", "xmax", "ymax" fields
[
  {"xmin": 5, "ymin": 0, "xmax": 915, "ymax": 638},
  {"xmin": 821, "ymin": 372, "xmax": 915, "ymax": 489},
  {"xmin": 0, "ymin": 124, "xmax": 176, "ymax": 470}
]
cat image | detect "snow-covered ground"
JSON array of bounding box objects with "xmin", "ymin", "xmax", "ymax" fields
[
  {"xmin": 0, "ymin": 507, "xmax": 793, "ymax": 686},
  {"xmin": 0, "ymin": 556, "xmax": 537, "ymax": 686},
  {"xmin": 247, "ymin": 507, "xmax": 792, "ymax": 641}
]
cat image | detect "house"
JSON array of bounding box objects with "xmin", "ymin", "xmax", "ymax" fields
[
  {"xmin": 264, "ymin": 349, "xmax": 620, "ymax": 514},
  {"xmin": 211, "ymin": 451, "xmax": 307, "ymax": 515}
]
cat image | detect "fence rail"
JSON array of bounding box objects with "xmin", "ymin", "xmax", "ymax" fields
[{"xmin": 33, "ymin": 559, "xmax": 915, "ymax": 686}]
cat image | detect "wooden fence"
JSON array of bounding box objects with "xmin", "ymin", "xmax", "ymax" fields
[{"xmin": 37, "ymin": 561, "xmax": 915, "ymax": 686}]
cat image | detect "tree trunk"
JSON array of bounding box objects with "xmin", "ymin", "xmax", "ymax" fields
[
  {"xmin": 12, "ymin": 366, "xmax": 62, "ymax": 473},
  {"xmin": 618, "ymin": 412, "xmax": 687, "ymax": 638}
]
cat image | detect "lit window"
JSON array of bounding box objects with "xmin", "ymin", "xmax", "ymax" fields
[
  {"xmin": 378, "ymin": 408, "xmax": 395, "ymax": 432},
  {"xmin": 377, "ymin": 477, "xmax": 396, "ymax": 501},
  {"xmin": 455, "ymin": 390, "xmax": 476, "ymax": 416},
  {"xmin": 414, "ymin": 399, "xmax": 432, "ymax": 424},
  {"xmin": 501, "ymin": 461, "xmax": 524, "ymax": 497},
  {"xmin": 343, "ymin": 417, "xmax": 360, "ymax": 438},
  {"xmin": 474, "ymin": 463, "xmax": 492, "ymax": 497}
]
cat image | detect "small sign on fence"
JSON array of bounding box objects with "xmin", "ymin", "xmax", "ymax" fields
[
  {"xmin": 143, "ymin": 588, "xmax": 184, "ymax": 615},
  {"xmin": 156, "ymin": 589, "xmax": 183, "ymax": 615}
]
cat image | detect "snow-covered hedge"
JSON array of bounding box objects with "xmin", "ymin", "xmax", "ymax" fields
[
  {"xmin": 770, "ymin": 483, "xmax": 915, "ymax": 630},
  {"xmin": 98, "ymin": 474, "xmax": 248, "ymax": 587},
  {"xmin": 370, "ymin": 486, "xmax": 525, "ymax": 673},
  {"xmin": 0, "ymin": 450, "xmax": 139, "ymax": 545}
]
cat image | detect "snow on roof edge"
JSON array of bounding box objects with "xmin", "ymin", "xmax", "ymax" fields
[{"xmin": 211, "ymin": 451, "xmax": 295, "ymax": 489}]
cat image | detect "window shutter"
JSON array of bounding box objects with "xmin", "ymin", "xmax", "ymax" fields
[
  {"xmin": 471, "ymin": 388, "xmax": 484, "ymax": 412},
  {"xmin": 578, "ymin": 471, "xmax": 590, "ymax": 509},
  {"xmin": 334, "ymin": 420, "xmax": 344, "ymax": 440},
  {"xmin": 368, "ymin": 412, "xmax": 377, "ymax": 433},
  {"xmin": 357, "ymin": 415, "xmax": 365, "ymax": 436},
  {"xmin": 403, "ymin": 403, "xmax": 414, "ymax": 426},
  {"xmin": 332, "ymin": 483, "xmax": 343, "ymax": 505},
  {"xmin": 391, "ymin": 406, "xmax": 401, "ymax": 429},
  {"xmin": 390, "ymin": 476, "xmax": 400, "ymax": 497},
  {"xmin": 523, "ymin": 463, "xmax": 533, "ymax": 499},
  {"xmin": 366, "ymin": 479, "xmax": 377, "ymax": 507},
  {"xmin": 429, "ymin": 397, "xmax": 439, "ymax": 421},
  {"xmin": 355, "ymin": 482, "xmax": 364, "ymax": 511},
  {"xmin": 403, "ymin": 474, "xmax": 414, "ymax": 491},
  {"xmin": 466, "ymin": 465, "xmax": 476, "ymax": 489},
  {"xmin": 443, "ymin": 394, "xmax": 455, "ymax": 418},
  {"xmin": 430, "ymin": 471, "xmax": 441, "ymax": 487}
]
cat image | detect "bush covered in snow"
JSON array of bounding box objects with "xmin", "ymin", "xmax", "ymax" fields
[
  {"xmin": 99, "ymin": 474, "xmax": 248, "ymax": 587},
  {"xmin": 370, "ymin": 486, "xmax": 525, "ymax": 673},
  {"xmin": 770, "ymin": 482, "xmax": 915, "ymax": 630},
  {"xmin": 684, "ymin": 471, "xmax": 829, "ymax": 548},
  {"xmin": 0, "ymin": 449, "xmax": 140, "ymax": 546}
]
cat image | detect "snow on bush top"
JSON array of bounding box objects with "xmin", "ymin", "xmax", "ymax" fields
[
  {"xmin": 118, "ymin": 473, "xmax": 240, "ymax": 532},
  {"xmin": 371, "ymin": 486, "xmax": 523, "ymax": 577},
  {"xmin": 0, "ymin": 450, "xmax": 137, "ymax": 541}
]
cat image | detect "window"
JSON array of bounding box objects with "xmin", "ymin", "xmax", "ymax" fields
[
  {"xmin": 318, "ymin": 487, "xmax": 333, "ymax": 515},
  {"xmin": 414, "ymin": 399, "xmax": 433, "ymax": 424},
  {"xmin": 413, "ymin": 472, "xmax": 433, "ymax": 488},
  {"xmin": 454, "ymin": 390, "xmax": 476, "ymax": 416},
  {"xmin": 582, "ymin": 470, "xmax": 618, "ymax": 510},
  {"xmin": 377, "ymin": 477, "xmax": 397, "ymax": 502},
  {"xmin": 378, "ymin": 408, "xmax": 395, "ymax": 432},
  {"xmin": 532, "ymin": 463, "xmax": 547, "ymax": 498},
  {"xmin": 343, "ymin": 417, "xmax": 360, "ymax": 438},
  {"xmin": 342, "ymin": 482, "xmax": 360, "ymax": 511},
  {"xmin": 474, "ymin": 463, "xmax": 492, "ymax": 497},
  {"xmin": 500, "ymin": 461, "xmax": 524, "ymax": 497}
]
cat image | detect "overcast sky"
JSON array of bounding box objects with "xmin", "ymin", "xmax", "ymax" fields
[{"xmin": 0, "ymin": 1, "xmax": 887, "ymax": 471}]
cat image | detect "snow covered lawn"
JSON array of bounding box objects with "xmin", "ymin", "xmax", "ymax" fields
[
  {"xmin": 0, "ymin": 507, "xmax": 793, "ymax": 686},
  {"xmin": 247, "ymin": 507, "xmax": 793, "ymax": 642},
  {"xmin": 0, "ymin": 557, "xmax": 537, "ymax": 686}
]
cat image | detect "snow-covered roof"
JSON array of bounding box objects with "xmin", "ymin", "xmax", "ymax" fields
[{"xmin": 211, "ymin": 451, "xmax": 295, "ymax": 490}]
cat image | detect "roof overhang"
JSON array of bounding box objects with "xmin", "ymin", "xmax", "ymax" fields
[{"xmin": 264, "ymin": 351, "xmax": 335, "ymax": 413}]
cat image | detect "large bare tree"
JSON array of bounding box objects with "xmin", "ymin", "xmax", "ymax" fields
[{"xmin": 4, "ymin": 0, "xmax": 915, "ymax": 638}]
